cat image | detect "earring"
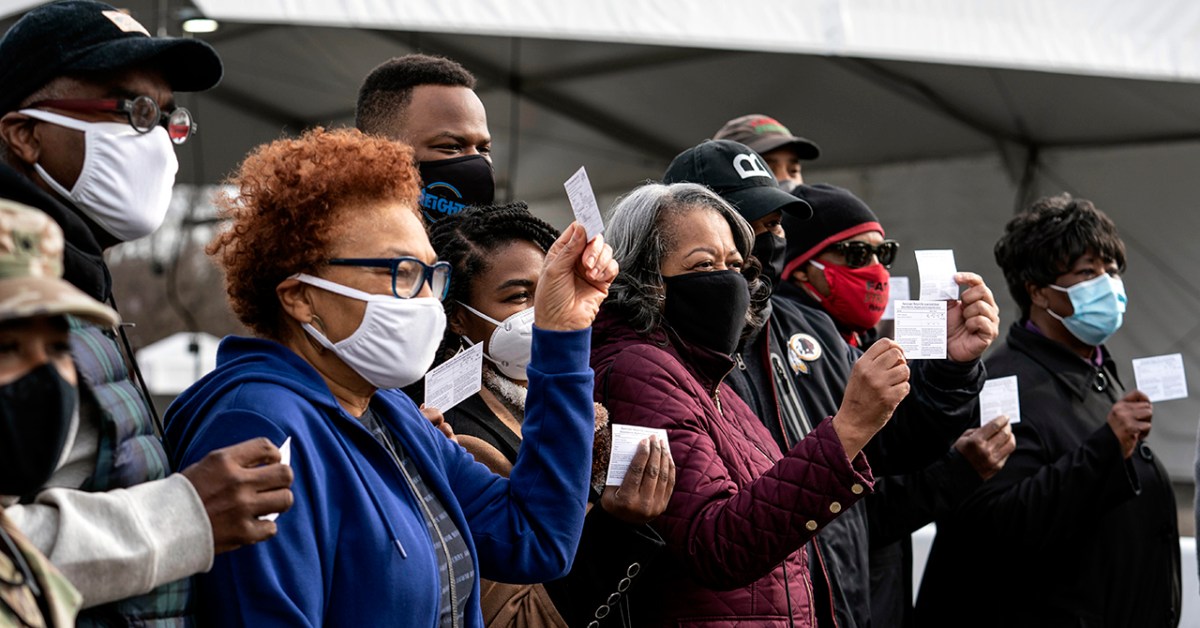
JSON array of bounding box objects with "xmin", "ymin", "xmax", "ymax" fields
[{"xmin": 310, "ymin": 314, "xmax": 326, "ymax": 332}]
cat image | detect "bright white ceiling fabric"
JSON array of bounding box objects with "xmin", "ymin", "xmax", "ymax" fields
[{"xmin": 195, "ymin": 0, "xmax": 1200, "ymax": 82}]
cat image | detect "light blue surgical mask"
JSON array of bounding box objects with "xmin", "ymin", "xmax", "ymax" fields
[{"xmin": 1046, "ymin": 273, "xmax": 1126, "ymax": 346}]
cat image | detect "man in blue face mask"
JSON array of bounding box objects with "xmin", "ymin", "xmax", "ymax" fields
[
  {"xmin": 356, "ymin": 54, "xmax": 496, "ymax": 223},
  {"xmin": 0, "ymin": 3, "xmax": 294, "ymax": 624},
  {"xmin": 917, "ymin": 194, "xmax": 1179, "ymax": 627}
]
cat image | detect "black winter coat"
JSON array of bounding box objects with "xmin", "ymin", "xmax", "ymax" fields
[
  {"xmin": 443, "ymin": 393, "xmax": 666, "ymax": 627},
  {"xmin": 916, "ymin": 323, "xmax": 1181, "ymax": 628},
  {"xmin": 727, "ymin": 283, "xmax": 984, "ymax": 628}
]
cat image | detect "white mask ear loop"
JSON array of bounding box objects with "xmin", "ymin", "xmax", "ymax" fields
[
  {"xmin": 19, "ymin": 108, "xmax": 97, "ymax": 131},
  {"xmin": 19, "ymin": 110, "xmax": 96, "ymax": 197},
  {"xmin": 459, "ymin": 302, "xmax": 504, "ymax": 326},
  {"xmin": 1044, "ymin": 279, "xmax": 1087, "ymax": 322},
  {"xmin": 454, "ymin": 302, "xmax": 492, "ymax": 351},
  {"xmin": 293, "ymin": 273, "xmax": 382, "ymax": 302}
]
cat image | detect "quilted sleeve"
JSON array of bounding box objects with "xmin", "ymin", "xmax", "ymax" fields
[{"xmin": 603, "ymin": 348, "xmax": 874, "ymax": 589}]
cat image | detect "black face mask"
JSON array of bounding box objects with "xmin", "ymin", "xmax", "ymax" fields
[
  {"xmin": 0, "ymin": 364, "xmax": 76, "ymax": 497},
  {"xmin": 662, "ymin": 270, "xmax": 751, "ymax": 356},
  {"xmin": 752, "ymin": 231, "xmax": 786, "ymax": 289},
  {"xmin": 417, "ymin": 155, "xmax": 496, "ymax": 223}
]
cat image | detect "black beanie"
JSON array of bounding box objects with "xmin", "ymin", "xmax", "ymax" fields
[{"xmin": 781, "ymin": 184, "xmax": 883, "ymax": 280}]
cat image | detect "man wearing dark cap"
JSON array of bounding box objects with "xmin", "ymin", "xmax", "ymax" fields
[
  {"xmin": 779, "ymin": 184, "xmax": 1013, "ymax": 628},
  {"xmin": 665, "ymin": 142, "xmax": 1001, "ymax": 628},
  {"xmin": 0, "ymin": 3, "xmax": 293, "ymax": 624},
  {"xmin": 713, "ymin": 114, "xmax": 820, "ymax": 189}
]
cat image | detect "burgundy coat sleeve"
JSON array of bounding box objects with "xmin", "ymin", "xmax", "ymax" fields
[{"xmin": 602, "ymin": 346, "xmax": 874, "ymax": 589}]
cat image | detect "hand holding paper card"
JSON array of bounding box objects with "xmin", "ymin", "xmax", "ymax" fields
[
  {"xmin": 979, "ymin": 376, "xmax": 1020, "ymax": 425},
  {"xmin": 606, "ymin": 424, "xmax": 669, "ymax": 485},
  {"xmin": 424, "ymin": 342, "xmax": 485, "ymax": 413},
  {"xmin": 1132, "ymin": 353, "xmax": 1188, "ymax": 402},
  {"xmin": 882, "ymin": 276, "xmax": 910, "ymax": 321},
  {"xmin": 261, "ymin": 436, "xmax": 292, "ymax": 522},
  {"xmin": 894, "ymin": 300, "xmax": 947, "ymax": 359},
  {"xmin": 564, "ymin": 166, "xmax": 605, "ymax": 240},
  {"xmin": 915, "ymin": 249, "xmax": 959, "ymax": 300}
]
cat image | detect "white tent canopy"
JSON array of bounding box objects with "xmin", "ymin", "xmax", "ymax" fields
[
  {"xmin": 198, "ymin": 0, "xmax": 1200, "ymax": 82},
  {"xmin": 136, "ymin": 332, "xmax": 221, "ymax": 396}
]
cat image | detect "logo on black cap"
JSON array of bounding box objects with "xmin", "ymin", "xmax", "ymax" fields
[{"xmin": 733, "ymin": 153, "xmax": 773, "ymax": 180}]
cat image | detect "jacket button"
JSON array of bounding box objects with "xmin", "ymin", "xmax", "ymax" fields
[
  {"xmin": 618, "ymin": 577, "xmax": 632, "ymax": 592},
  {"xmin": 805, "ymin": 520, "xmax": 819, "ymax": 531},
  {"xmin": 607, "ymin": 592, "xmax": 621, "ymax": 605},
  {"xmin": 626, "ymin": 563, "xmax": 641, "ymax": 577},
  {"xmin": 595, "ymin": 604, "xmax": 611, "ymax": 619},
  {"xmin": 851, "ymin": 483, "xmax": 864, "ymax": 495},
  {"xmin": 829, "ymin": 501, "xmax": 842, "ymax": 514}
]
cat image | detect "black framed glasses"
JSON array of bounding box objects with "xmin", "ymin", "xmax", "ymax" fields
[
  {"xmin": 328, "ymin": 257, "xmax": 452, "ymax": 301},
  {"xmin": 27, "ymin": 95, "xmax": 197, "ymax": 144},
  {"xmin": 825, "ymin": 240, "xmax": 899, "ymax": 268}
]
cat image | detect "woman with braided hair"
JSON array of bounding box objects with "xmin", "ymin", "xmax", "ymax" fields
[{"xmin": 428, "ymin": 203, "xmax": 673, "ymax": 627}]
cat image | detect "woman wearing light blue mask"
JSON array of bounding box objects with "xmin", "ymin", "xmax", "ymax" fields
[{"xmin": 917, "ymin": 194, "xmax": 1178, "ymax": 627}]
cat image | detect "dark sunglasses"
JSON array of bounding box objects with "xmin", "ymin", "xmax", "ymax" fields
[{"xmin": 824, "ymin": 240, "xmax": 899, "ymax": 269}]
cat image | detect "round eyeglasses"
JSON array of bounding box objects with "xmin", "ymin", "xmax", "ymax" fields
[
  {"xmin": 327, "ymin": 257, "xmax": 453, "ymax": 301},
  {"xmin": 26, "ymin": 95, "xmax": 197, "ymax": 144},
  {"xmin": 824, "ymin": 240, "xmax": 900, "ymax": 269}
]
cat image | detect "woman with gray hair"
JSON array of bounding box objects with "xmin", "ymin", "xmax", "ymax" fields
[{"xmin": 591, "ymin": 182, "xmax": 909, "ymax": 626}]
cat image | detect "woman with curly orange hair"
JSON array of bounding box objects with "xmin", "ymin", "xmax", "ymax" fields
[{"xmin": 162, "ymin": 128, "xmax": 619, "ymax": 627}]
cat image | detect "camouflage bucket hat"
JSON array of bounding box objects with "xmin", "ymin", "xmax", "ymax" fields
[{"xmin": 0, "ymin": 198, "xmax": 119, "ymax": 326}]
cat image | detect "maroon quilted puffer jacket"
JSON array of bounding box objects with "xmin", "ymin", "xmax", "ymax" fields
[{"xmin": 591, "ymin": 307, "xmax": 875, "ymax": 627}]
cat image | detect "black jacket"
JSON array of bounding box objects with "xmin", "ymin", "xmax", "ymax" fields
[
  {"xmin": 0, "ymin": 163, "xmax": 110, "ymax": 302},
  {"xmin": 916, "ymin": 323, "xmax": 1181, "ymax": 628},
  {"xmin": 864, "ymin": 450, "xmax": 981, "ymax": 628},
  {"xmin": 444, "ymin": 392, "xmax": 666, "ymax": 628},
  {"xmin": 727, "ymin": 283, "xmax": 984, "ymax": 628}
]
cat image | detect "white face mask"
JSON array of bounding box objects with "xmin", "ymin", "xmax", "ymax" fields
[
  {"xmin": 460, "ymin": 303, "xmax": 535, "ymax": 381},
  {"xmin": 294, "ymin": 273, "xmax": 446, "ymax": 390},
  {"xmin": 20, "ymin": 108, "xmax": 178, "ymax": 242}
]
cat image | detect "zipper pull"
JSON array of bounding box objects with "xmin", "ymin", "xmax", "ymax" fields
[
  {"xmin": 712, "ymin": 388, "xmax": 723, "ymax": 414},
  {"xmin": 734, "ymin": 353, "xmax": 747, "ymax": 371}
]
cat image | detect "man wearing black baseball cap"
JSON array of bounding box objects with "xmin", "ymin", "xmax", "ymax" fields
[
  {"xmin": 664, "ymin": 139, "xmax": 810, "ymax": 290},
  {"xmin": 714, "ymin": 114, "xmax": 820, "ymax": 189},
  {"xmin": 0, "ymin": 2, "xmax": 293, "ymax": 624},
  {"xmin": 665, "ymin": 139, "xmax": 998, "ymax": 628}
]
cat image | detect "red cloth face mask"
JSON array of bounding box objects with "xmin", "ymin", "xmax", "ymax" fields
[{"xmin": 807, "ymin": 259, "xmax": 890, "ymax": 332}]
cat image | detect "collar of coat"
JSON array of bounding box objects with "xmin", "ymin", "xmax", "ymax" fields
[
  {"xmin": 0, "ymin": 162, "xmax": 111, "ymax": 302},
  {"xmin": 1006, "ymin": 322, "xmax": 1124, "ymax": 401},
  {"xmin": 663, "ymin": 324, "xmax": 738, "ymax": 395}
]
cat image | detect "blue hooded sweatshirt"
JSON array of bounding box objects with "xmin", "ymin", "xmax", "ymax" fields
[{"xmin": 163, "ymin": 329, "xmax": 594, "ymax": 627}]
